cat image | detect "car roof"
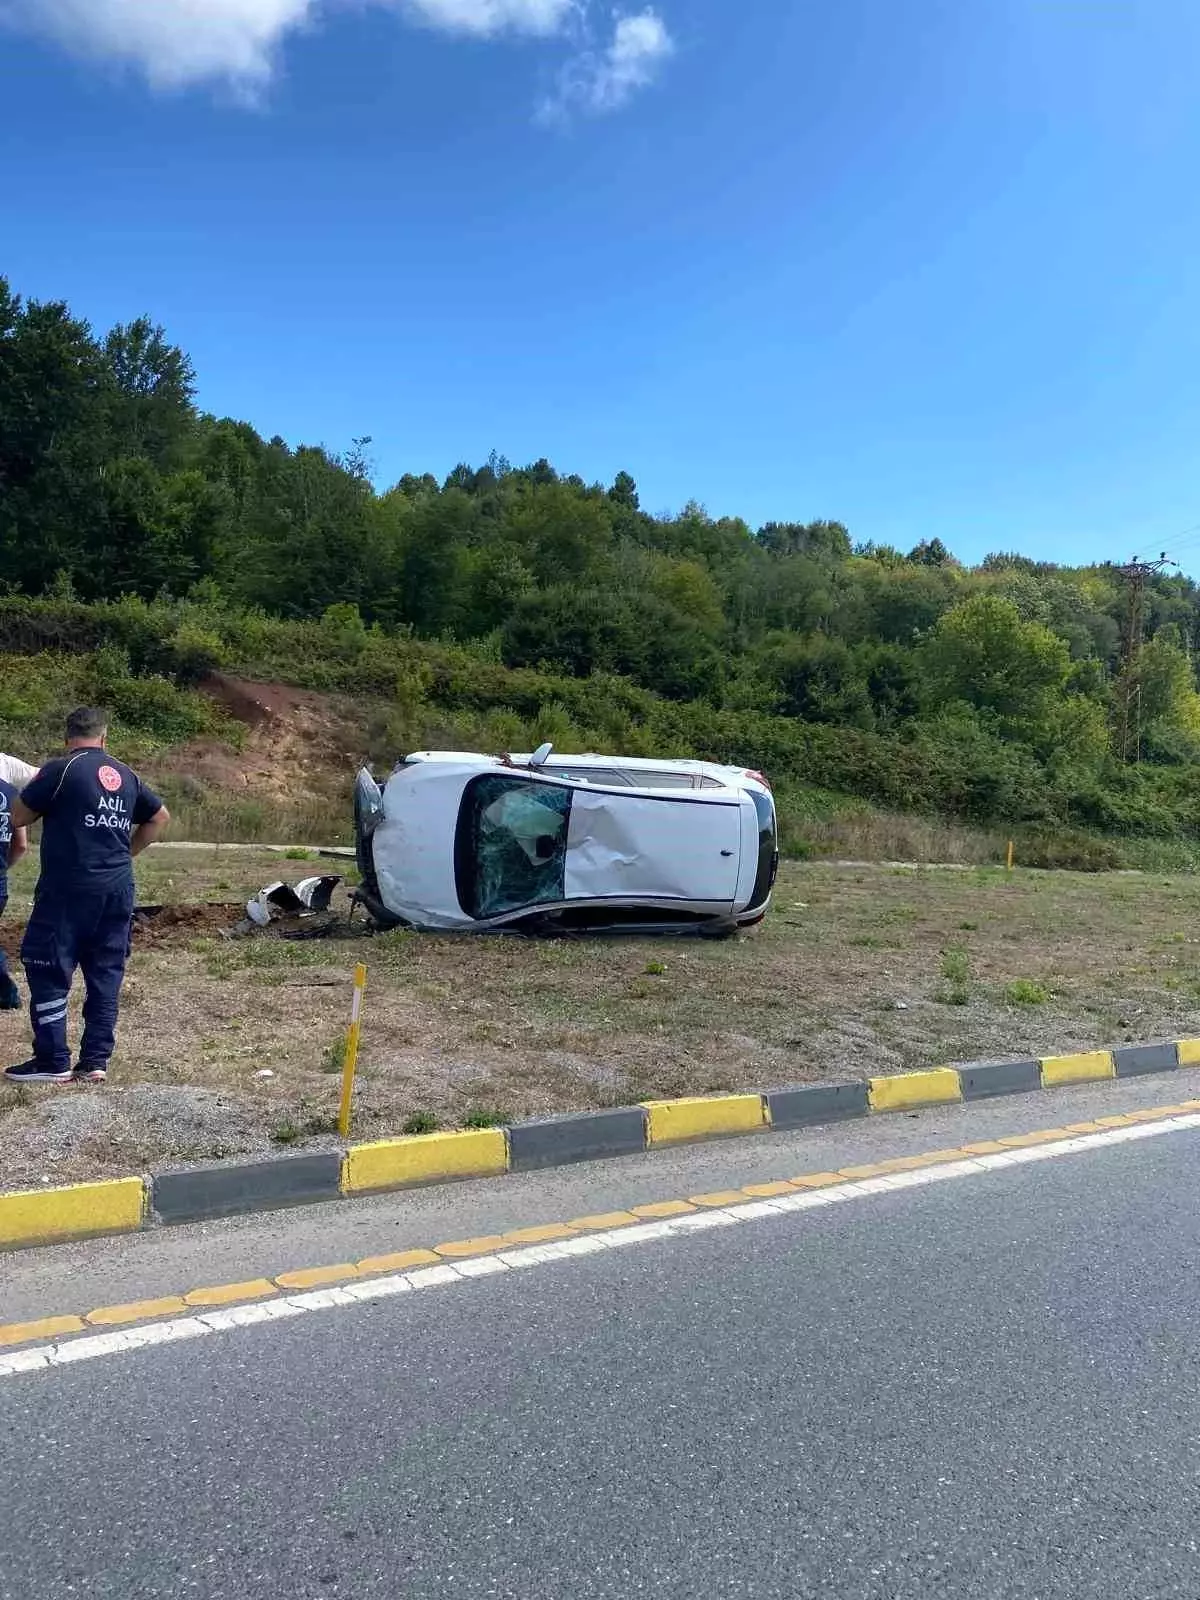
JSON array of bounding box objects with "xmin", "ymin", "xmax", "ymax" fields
[{"xmin": 402, "ymin": 750, "xmax": 758, "ymax": 782}]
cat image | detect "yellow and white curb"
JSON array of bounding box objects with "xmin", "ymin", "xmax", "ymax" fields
[
  {"xmin": 4, "ymin": 1098, "xmax": 1200, "ymax": 1379},
  {"xmin": 1, "ymin": 1035, "xmax": 1197, "ymax": 1252}
]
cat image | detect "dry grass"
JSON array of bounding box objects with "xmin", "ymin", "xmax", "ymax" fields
[
  {"xmin": 163, "ymin": 797, "xmax": 352, "ymax": 846},
  {"xmin": 802, "ymin": 812, "xmax": 1006, "ymax": 865},
  {"xmin": 1, "ymin": 846, "xmax": 327, "ymax": 921},
  {"xmin": 0, "ymin": 852, "xmax": 1197, "ymax": 1188}
]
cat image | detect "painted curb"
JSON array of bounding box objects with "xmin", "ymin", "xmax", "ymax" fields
[
  {"xmin": 0, "ymin": 1177, "xmax": 144, "ymax": 1251},
  {"xmin": 1114, "ymin": 1042, "xmax": 1178, "ymax": 1078},
  {"xmin": 342, "ymin": 1128, "xmax": 509, "ymax": 1194},
  {"xmin": 644, "ymin": 1093, "xmax": 768, "ymax": 1146},
  {"xmin": 152, "ymin": 1152, "xmax": 344, "ymax": 1225},
  {"xmin": 765, "ymin": 1082, "xmax": 870, "ymax": 1128},
  {"xmin": 959, "ymin": 1059, "xmax": 1042, "ymax": 1100},
  {"xmin": 508, "ymin": 1108, "xmax": 648, "ymax": 1172},
  {"xmin": 1, "ymin": 1035, "xmax": 1196, "ymax": 1251},
  {"xmin": 868, "ymin": 1067, "xmax": 962, "ymax": 1113},
  {"xmin": 1040, "ymin": 1050, "xmax": 1115, "ymax": 1088}
]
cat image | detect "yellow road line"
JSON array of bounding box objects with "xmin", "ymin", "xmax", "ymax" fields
[
  {"xmin": 501, "ymin": 1223, "xmax": 578, "ymax": 1245},
  {"xmin": 3, "ymin": 1099, "xmax": 1198, "ymax": 1353},
  {"xmin": 435, "ymin": 1236, "xmax": 509, "ymax": 1259},
  {"xmin": 632, "ymin": 1200, "xmax": 697, "ymax": 1218},
  {"xmin": 569, "ymin": 1210, "xmax": 640, "ymax": 1231},
  {"xmin": 356, "ymin": 1249, "xmax": 440, "ymax": 1274},
  {"xmin": 184, "ymin": 1279, "xmax": 278, "ymax": 1309},
  {"xmin": 275, "ymin": 1264, "xmax": 360, "ymax": 1290},
  {"xmin": 0, "ymin": 1315, "xmax": 85, "ymax": 1347}
]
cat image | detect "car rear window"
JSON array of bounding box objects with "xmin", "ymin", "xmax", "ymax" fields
[{"xmin": 455, "ymin": 775, "xmax": 573, "ymax": 919}]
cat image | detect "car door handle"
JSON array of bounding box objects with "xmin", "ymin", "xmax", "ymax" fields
[{"xmin": 720, "ymin": 850, "xmax": 734, "ymax": 857}]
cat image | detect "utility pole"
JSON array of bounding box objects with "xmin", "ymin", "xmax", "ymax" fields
[{"xmin": 1115, "ymin": 554, "xmax": 1173, "ymax": 763}]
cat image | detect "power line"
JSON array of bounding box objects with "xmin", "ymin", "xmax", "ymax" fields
[{"xmin": 1130, "ymin": 522, "xmax": 1200, "ymax": 563}]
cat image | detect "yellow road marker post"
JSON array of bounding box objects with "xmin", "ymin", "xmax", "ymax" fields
[
  {"xmin": 337, "ymin": 963, "xmax": 368, "ymax": 1139},
  {"xmin": 1006, "ymin": 839, "xmax": 1014, "ymax": 872}
]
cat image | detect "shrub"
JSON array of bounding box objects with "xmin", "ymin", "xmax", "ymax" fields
[
  {"xmin": 461, "ymin": 1109, "xmax": 509, "ymax": 1129},
  {"xmin": 168, "ymin": 623, "xmax": 226, "ymax": 683},
  {"xmin": 1005, "ymin": 979, "xmax": 1050, "ymax": 1005},
  {"xmin": 1015, "ymin": 830, "xmax": 1122, "ymax": 872}
]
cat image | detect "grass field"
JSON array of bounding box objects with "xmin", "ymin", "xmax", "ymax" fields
[{"xmin": 0, "ymin": 847, "xmax": 1196, "ymax": 1189}]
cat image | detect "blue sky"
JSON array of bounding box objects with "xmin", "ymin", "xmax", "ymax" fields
[{"xmin": 3, "ymin": 0, "xmax": 1200, "ymax": 570}]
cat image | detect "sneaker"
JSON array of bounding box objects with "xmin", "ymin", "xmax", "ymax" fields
[
  {"xmin": 4, "ymin": 1059, "xmax": 73, "ymax": 1085},
  {"xmin": 0, "ymin": 977, "xmax": 20, "ymax": 1011},
  {"xmin": 73, "ymin": 1064, "xmax": 108, "ymax": 1085}
]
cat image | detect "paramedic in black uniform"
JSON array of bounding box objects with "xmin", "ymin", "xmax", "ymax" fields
[{"xmin": 4, "ymin": 708, "xmax": 170, "ymax": 1085}]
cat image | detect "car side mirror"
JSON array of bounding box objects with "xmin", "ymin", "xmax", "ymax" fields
[{"xmin": 530, "ymin": 742, "xmax": 554, "ymax": 767}]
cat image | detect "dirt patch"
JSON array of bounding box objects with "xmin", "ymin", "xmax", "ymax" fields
[
  {"xmin": 0, "ymin": 859, "xmax": 1195, "ymax": 1190},
  {"xmin": 187, "ymin": 673, "xmax": 367, "ymax": 801},
  {"xmin": 0, "ymin": 902, "xmax": 248, "ymax": 958},
  {"xmin": 132, "ymin": 904, "xmax": 247, "ymax": 944},
  {"xmin": 135, "ymin": 675, "xmax": 372, "ymax": 838},
  {"xmin": 200, "ymin": 673, "xmax": 317, "ymax": 729}
]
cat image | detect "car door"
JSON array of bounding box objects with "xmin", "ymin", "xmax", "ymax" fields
[{"xmin": 562, "ymin": 789, "xmax": 744, "ymax": 907}]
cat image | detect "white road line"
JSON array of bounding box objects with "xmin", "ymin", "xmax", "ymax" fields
[{"xmin": 4, "ymin": 1112, "xmax": 1199, "ymax": 1382}]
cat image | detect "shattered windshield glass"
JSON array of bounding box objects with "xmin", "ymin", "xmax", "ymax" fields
[{"xmin": 455, "ymin": 775, "xmax": 573, "ymax": 919}]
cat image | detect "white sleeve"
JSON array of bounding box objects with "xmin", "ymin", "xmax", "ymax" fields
[{"xmin": 0, "ymin": 753, "xmax": 39, "ymax": 788}]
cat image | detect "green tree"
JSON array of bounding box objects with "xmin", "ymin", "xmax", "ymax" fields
[
  {"xmin": 759, "ymin": 520, "xmax": 851, "ymax": 562},
  {"xmin": 609, "ymin": 470, "xmax": 639, "ymax": 509},
  {"xmin": 103, "ymin": 317, "xmax": 196, "ymax": 471},
  {"xmin": 758, "ymin": 634, "xmax": 874, "ymax": 728},
  {"xmin": 1130, "ymin": 638, "xmax": 1200, "ymax": 761},
  {"xmin": 0, "ymin": 280, "xmax": 111, "ymax": 592},
  {"xmin": 908, "ymin": 537, "xmax": 953, "ymax": 567},
  {"xmin": 923, "ymin": 594, "xmax": 1071, "ymax": 724}
]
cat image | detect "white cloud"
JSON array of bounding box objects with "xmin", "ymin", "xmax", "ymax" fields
[
  {"xmin": 2, "ymin": 0, "xmax": 578, "ymax": 93},
  {"xmin": 2, "ymin": 0, "xmax": 319, "ymax": 91},
  {"xmin": 588, "ymin": 10, "xmax": 672, "ymax": 110},
  {"xmin": 541, "ymin": 8, "xmax": 673, "ymax": 120},
  {"xmin": 400, "ymin": 0, "xmax": 573, "ymax": 37}
]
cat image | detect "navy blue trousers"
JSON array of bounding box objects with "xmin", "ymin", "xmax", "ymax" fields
[{"xmin": 20, "ymin": 886, "xmax": 134, "ymax": 1071}]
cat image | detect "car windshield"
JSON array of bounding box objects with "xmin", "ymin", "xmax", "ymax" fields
[{"xmin": 455, "ymin": 774, "xmax": 573, "ymax": 919}]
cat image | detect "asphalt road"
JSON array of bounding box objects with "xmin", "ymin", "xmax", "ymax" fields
[{"xmin": 4, "ymin": 1079, "xmax": 1200, "ymax": 1598}]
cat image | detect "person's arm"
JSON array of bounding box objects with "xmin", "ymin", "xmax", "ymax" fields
[
  {"xmin": 10, "ymin": 799, "xmax": 38, "ymax": 831},
  {"xmin": 130, "ymin": 782, "xmax": 170, "ymax": 858},
  {"xmin": 0, "ymin": 754, "xmax": 38, "ymax": 789},
  {"xmin": 7, "ymin": 824, "xmax": 28, "ymax": 869},
  {"xmin": 13, "ymin": 761, "xmax": 60, "ymax": 833}
]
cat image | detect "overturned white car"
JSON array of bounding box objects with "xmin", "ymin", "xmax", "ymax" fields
[{"xmin": 353, "ymin": 746, "xmax": 779, "ymax": 935}]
